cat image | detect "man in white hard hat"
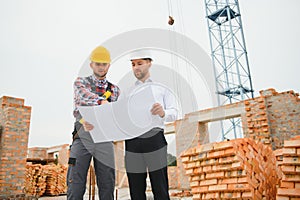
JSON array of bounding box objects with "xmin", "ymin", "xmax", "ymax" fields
[
  {"xmin": 67, "ymin": 46, "xmax": 120, "ymax": 200},
  {"xmin": 125, "ymin": 49, "xmax": 178, "ymax": 200}
]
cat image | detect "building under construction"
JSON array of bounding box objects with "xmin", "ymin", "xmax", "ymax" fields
[
  {"xmin": 0, "ymin": 87, "xmax": 299, "ymax": 199},
  {"xmin": 0, "ymin": 0, "xmax": 299, "ymax": 199}
]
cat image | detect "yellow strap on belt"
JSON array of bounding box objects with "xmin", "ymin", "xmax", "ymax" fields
[{"xmin": 79, "ymin": 118, "xmax": 85, "ymax": 124}]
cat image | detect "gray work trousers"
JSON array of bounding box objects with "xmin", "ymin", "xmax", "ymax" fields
[{"xmin": 67, "ymin": 131, "xmax": 115, "ymax": 200}]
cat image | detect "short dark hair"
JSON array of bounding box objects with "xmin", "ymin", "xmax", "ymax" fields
[{"xmin": 142, "ymin": 58, "xmax": 152, "ymax": 61}]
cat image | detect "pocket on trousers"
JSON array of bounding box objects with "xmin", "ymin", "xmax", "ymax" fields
[
  {"xmin": 67, "ymin": 158, "xmax": 83, "ymax": 184},
  {"xmin": 67, "ymin": 165, "xmax": 74, "ymax": 186}
]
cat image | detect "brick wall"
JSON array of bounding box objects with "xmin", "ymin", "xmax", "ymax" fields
[
  {"xmin": 56, "ymin": 144, "xmax": 70, "ymax": 165},
  {"xmin": 168, "ymin": 166, "xmax": 178, "ymax": 189},
  {"xmin": 28, "ymin": 144, "xmax": 70, "ymax": 165},
  {"xmin": 0, "ymin": 96, "xmax": 31, "ymax": 198},
  {"xmin": 27, "ymin": 147, "xmax": 48, "ymax": 159},
  {"xmin": 175, "ymin": 119, "xmax": 209, "ymax": 189},
  {"xmin": 244, "ymin": 88, "xmax": 300, "ymax": 149},
  {"xmin": 46, "ymin": 144, "xmax": 70, "ymax": 165}
]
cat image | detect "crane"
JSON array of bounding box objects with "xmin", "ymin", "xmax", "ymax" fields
[
  {"xmin": 205, "ymin": 0, "xmax": 254, "ymax": 140},
  {"xmin": 167, "ymin": 0, "xmax": 254, "ymax": 140}
]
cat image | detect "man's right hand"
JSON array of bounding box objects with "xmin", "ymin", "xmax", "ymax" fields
[{"xmin": 82, "ymin": 121, "xmax": 94, "ymax": 131}]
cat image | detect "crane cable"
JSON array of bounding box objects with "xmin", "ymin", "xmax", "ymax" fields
[
  {"xmin": 176, "ymin": 0, "xmax": 197, "ymax": 111},
  {"xmin": 167, "ymin": 0, "xmax": 197, "ymax": 114},
  {"xmin": 167, "ymin": 0, "xmax": 183, "ymax": 117}
]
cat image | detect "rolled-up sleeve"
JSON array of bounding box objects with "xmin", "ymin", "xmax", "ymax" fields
[{"xmin": 163, "ymin": 88, "xmax": 178, "ymax": 122}]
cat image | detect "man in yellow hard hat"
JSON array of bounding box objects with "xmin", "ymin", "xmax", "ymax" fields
[{"xmin": 67, "ymin": 46, "xmax": 120, "ymax": 200}]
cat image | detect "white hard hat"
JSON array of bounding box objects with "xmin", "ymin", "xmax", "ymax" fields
[{"xmin": 129, "ymin": 49, "xmax": 153, "ymax": 61}]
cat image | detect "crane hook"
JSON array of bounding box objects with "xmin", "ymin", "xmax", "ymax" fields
[{"xmin": 168, "ymin": 16, "xmax": 174, "ymax": 25}]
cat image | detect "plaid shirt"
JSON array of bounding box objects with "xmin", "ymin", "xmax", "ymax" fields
[{"xmin": 73, "ymin": 74, "xmax": 120, "ymax": 118}]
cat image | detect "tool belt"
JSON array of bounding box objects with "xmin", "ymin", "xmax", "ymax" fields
[{"xmin": 72, "ymin": 121, "xmax": 82, "ymax": 140}]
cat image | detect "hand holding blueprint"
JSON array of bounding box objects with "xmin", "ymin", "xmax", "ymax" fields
[{"xmin": 78, "ymin": 86, "xmax": 161, "ymax": 143}]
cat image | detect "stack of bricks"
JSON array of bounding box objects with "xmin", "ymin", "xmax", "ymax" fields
[
  {"xmin": 0, "ymin": 96, "xmax": 31, "ymax": 198},
  {"xmin": 25, "ymin": 164, "xmax": 67, "ymax": 197},
  {"xmin": 44, "ymin": 164, "xmax": 68, "ymax": 196},
  {"xmin": 24, "ymin": 164, "xmax": 47, "ymax": 196},
  {"xmin": 181, "ymin": 138, "xmax": 278, "ymax": 199},
  {"xmin": 275, "ymin": 136, "xmax": 300, "ymax": 199}
]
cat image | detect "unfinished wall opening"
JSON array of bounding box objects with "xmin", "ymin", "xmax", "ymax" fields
[
  {"xmin": 166, "ymin": 133, "xmax": 177, "ymax": 166},
  {"xmin": 220, "ymin": 117, "xmax": 244, "ymax": 140},
  {"xmin": 208, "ymin": 117, "xmax": 244, "ymax": 143}
]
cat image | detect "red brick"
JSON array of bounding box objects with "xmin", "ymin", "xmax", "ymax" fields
[
  {"xmin": 241, "ymin": 191, "xmax": 252, "ymax": 198},
  {"xmin": 218, "ymin": 178, "xmax": 238, "ymax": 184},
  {"xmin": 227, "ymin": 183, "xmax": 250, "ymax": 191},
  {"xmin": 284, "ymin": 140, "xmax": 300, "ymax": 148},
  {"xmin": 181, "ymin": 156, "xmax": 189, "ymax": 163},
  {"xmin": 202, "ymin": 193, "xmax": 219, "ymax": 199},
  {"xmin": 205, "ymin": 171, "xmax": 224, "ymax": 179},
  {"xmin": 281, "ymin": 165, "xmax": 296, "ymax": 174},
  {"xmin": 280, "ymin": 180, "xmax": 295, "ymax": 188},
  {"xmin": 282, "ymin": 174, "xmax": 300, "ymax": 182},
  {"xmin": 276, "ymin": 196, "xmax": 290, "ymax": 200},
  {"xmin": 283, "ymin": 147, "xmax": 297, "ymax": 155},
  {"xmin": 220, "ymin": 192, "xmax": 243, "ymax": 198},
  {"xmin": 208, "ymin": 184, "xmax": 227, "ymax": 192},
  {"xmin": 199, "ymin": 179, "xmax": 217, "ymax": 186},
  {"xmin": 190, "ymin": 181, "xmax": 199, "ymax": 187},
  {"xmin": 213, "ymin": 141, "xmax": 234, "ymax": 151},
  {"xmin": 283, "ymin": 156, "xmax": 300, "ymax": 165},
  {"xmin": 207, "ymin": 150, "xmax": 225, "ymax": 158},
  {"xmin": 277, "ymin": 188, "xmax": 300, "ymax": 196}
]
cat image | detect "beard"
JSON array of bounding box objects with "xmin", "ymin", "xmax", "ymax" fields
[
  {"xmin": 94, "ymin": 71, "xmax": 107, "ymax": 79},
  {"xmin": 134, "ymin": 70, "xmax": 147, "ymax": 80}
]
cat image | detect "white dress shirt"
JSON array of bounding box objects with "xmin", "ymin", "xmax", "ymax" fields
[{"xmin": 133, "ymin": 78, "xmax": 178, "ymax": 129}]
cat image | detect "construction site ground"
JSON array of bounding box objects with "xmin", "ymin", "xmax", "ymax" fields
[{"xmin": 39, "ymin": 188, "xmax": 192, "ymax": 200}]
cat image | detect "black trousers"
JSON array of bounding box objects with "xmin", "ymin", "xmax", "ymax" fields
[{"xmin": 125, "ymin": 128, "xmax": 170, "ymax": 200}]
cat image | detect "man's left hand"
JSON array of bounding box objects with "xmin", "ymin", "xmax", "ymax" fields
[
  {"xmin": 82, "ymin": 121, "xmax": 94, "ymax": 131},
  {"xmin": 151, "ymin": 103, "xmax": 165, "ymax": 118}
]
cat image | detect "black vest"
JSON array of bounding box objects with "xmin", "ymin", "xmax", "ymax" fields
[{"xmin": 86, "ymin": 76, "xmax": 113, "ymax": 102}]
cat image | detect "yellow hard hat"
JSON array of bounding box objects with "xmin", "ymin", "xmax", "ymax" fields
[{"xmin": 90, "ymin": 46, "xmax": 111, "ymax": 63}]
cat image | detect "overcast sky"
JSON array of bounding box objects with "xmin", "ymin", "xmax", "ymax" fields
[{"xmin": 0, "ymin": 0, "xmax": 299, "ymax": 148}]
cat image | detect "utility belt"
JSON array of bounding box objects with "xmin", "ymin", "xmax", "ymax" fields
[{"xmin": 72, "ymin": 121, "xmax": 82, "ymax": 140}]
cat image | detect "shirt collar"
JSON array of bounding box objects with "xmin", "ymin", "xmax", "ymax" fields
[
  {"xmin": 91, "ymin": 74, "xmax": 107, "ymax": 85},
  {"xmin": 135, "ymin": 77, "xmax": 152, "ymax": 86}
]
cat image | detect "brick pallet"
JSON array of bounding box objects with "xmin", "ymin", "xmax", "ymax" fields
[
  {"xmin": 24, "ymin": 164, "xmax": 47, "ymax": 196},
  {"xmin": 181, "ymin": 138, "xmax": 277, "ymax": 200},
  {"xmin": 43, "ymin": 164, "xmax": 68, "ymax": 196},
  {"xmin": 25, "ymin": 164, "xmax": 67, "ymax": 197},
  {"xmin": 275, "ymin": 136, "xmax": 300, "ymax": 199}
]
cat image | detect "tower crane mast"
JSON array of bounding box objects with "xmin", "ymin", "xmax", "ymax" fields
[{"xmin": 205, "ymin": 0, "xmax": 254, "ymax": 140}]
